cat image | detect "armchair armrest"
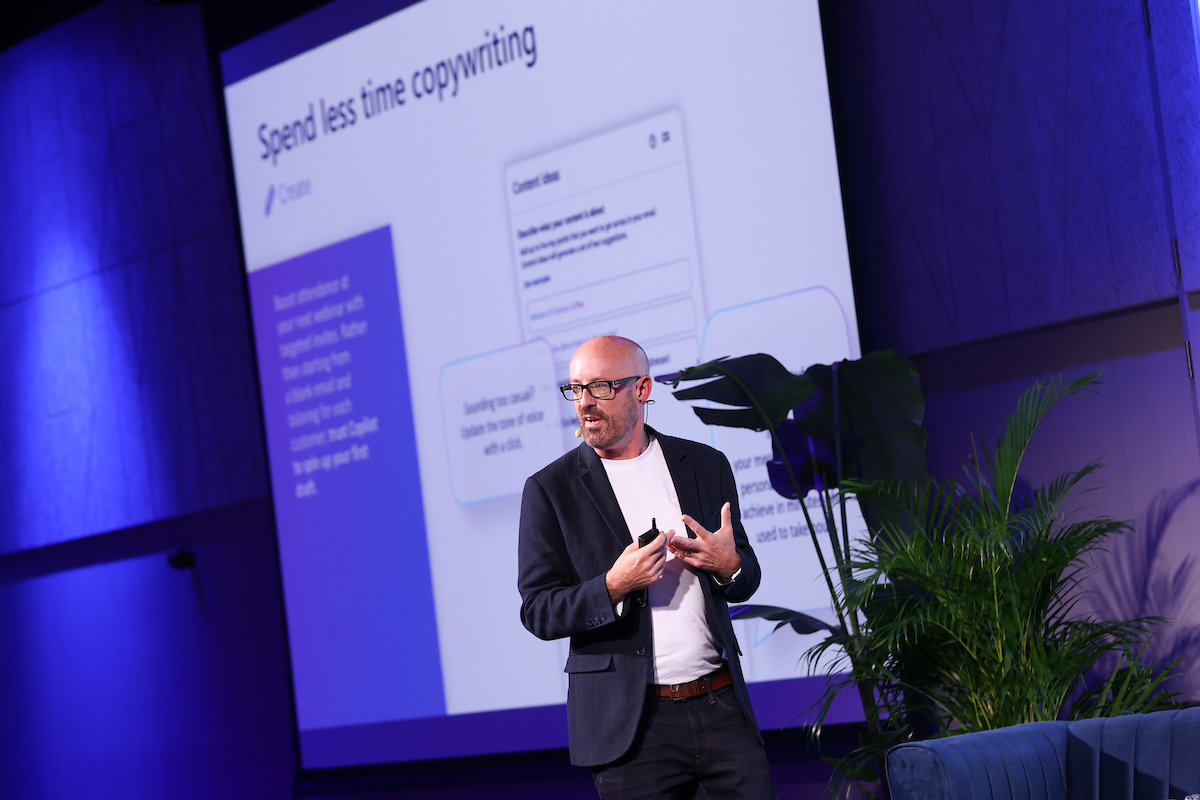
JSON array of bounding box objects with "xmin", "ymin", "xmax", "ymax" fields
[{"xmin": 887, "ymin": 722, "xmax": 1070, "ymax": 800}]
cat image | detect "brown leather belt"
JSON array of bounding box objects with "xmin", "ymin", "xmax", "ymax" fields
[{"xmin": 652, "ymin": 665, "xmax": 732, "ymax": 700}]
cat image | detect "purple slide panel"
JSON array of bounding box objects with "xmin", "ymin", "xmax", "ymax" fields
[{"xmin": 247, "ymin": 226, "xmax": 445, "ymax": 753}]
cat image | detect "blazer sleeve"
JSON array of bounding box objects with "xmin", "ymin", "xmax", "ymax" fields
[
  {"xmin": 715, "ymin": 450, "xmax": 760, "ymax": 604},
  {"xmin": 517, "ymin": 474, "xmax": 620, "ymax": 641}
]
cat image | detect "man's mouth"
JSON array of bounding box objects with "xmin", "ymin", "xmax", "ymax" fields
[{"xmin": 580, "ymin": 413, "xmax": 605, "ymax": 428}]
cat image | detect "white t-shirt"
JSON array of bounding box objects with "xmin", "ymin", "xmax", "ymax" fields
[{"xmin": 601, "ymin": 436, "xmax": 724, "ymax": 684}]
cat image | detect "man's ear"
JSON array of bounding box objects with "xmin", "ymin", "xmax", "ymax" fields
[{"xmin": 637, "ymin": 375, "xmax": 652, "ymax": 402}]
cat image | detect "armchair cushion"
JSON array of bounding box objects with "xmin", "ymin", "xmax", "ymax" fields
[{"xmin": 886, "ymin": 707, "xmax": 1200, "ymax": 800}]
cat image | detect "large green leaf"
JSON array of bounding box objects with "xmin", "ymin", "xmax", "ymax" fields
[
  {"xmin": 794, "ymin": 351, "xmax": 927, "ymax": 484},
  {"xmin": 660, "ymin": 354, "xmax": 814, "ymax": 431},
  {"xmin": 658, "ymin": 350, "xmax": 928, "ymax": 492}
]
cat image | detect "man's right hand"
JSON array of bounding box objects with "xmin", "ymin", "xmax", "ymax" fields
[{"xmin": 604, "ymin": 532, "xmax": 666, "ymax": 603}]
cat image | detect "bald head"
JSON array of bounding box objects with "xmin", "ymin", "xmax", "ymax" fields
[
  {"xmin": 568, "ymin": 336, "xmax": 652, "ymax": 459},
  {"xmin": 570, "ymin": 336, "xmax": 649, "ymax": 379}
]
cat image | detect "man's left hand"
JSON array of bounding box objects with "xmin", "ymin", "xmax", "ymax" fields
[{"xmin": 669, "ymin": 502, "xmax": 741, "ymax": 580}]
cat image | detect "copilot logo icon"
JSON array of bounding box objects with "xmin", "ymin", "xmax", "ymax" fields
[{"xmin": 264, "ymin": 184, "xmax": 276, "ymax": 217}]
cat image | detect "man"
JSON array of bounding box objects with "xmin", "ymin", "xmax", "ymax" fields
[{"xmin": 518, "ymin": 336, "xmax": 775, "ymax": 799}]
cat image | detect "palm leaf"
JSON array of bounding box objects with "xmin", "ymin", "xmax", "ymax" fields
[{"xmin": 967, "ymin": 373, "xmax": 1100, "ymax": 521}]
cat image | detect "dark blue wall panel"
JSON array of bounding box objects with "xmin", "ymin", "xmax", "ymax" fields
[
  {"xmin": 1147, "ymin": 0, "xmax": 1200, "ymax": 291},
  {"xmin": 0, "ymin": 0, "xmax": 266, "ymax": 553},
  {"xmin": 826, "ymin": 0, "xmax": 1181, "ymax": 354},
  {"xmin": 0, "ymin": 510, "xmax": 295, "ymax": 800}
]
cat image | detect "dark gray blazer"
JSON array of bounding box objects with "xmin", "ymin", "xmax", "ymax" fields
[{"xmin": 517, "ymin": 426, "xmax": 762, "ymax": 767}]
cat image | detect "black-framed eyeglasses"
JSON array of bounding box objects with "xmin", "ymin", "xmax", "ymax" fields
[{"xmin": 559, "ymin": 376, "xmax": 641, "ymax": 401}]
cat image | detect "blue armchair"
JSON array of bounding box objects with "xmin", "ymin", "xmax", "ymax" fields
[{"xmin": 886, "ymin": 707, "xmax": 1200, "ymax": 800}]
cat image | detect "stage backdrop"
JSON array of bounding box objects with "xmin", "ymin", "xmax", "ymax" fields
[{"xmin": 1, "ymin": 1, "xmax": 1199, "ymax": 798}]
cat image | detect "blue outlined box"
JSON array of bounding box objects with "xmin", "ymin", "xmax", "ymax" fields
[{"xmin": 439, "ymin": 339, "xmax": 562, "ymax": 505}]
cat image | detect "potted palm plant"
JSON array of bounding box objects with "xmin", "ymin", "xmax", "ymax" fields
[{"xmin": 658, "ymin": 358, "xmax": 1178, "ymax": 799}]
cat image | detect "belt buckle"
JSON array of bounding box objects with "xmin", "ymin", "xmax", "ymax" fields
[
  {"xmin": 669, "ymin": 679, "xmax": 698, "ymax": 701},
  {"xmin": 674, "ymin": 681, "xmax": 694, "ymax": 701}
]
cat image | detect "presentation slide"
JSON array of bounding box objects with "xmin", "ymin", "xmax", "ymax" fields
[{"xmin": 222, "ymin": 0, "xmax": 861, "ymax": 770}]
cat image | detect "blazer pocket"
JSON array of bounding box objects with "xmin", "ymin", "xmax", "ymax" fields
[{"xmin": 563, "ymin": 653, "xmax": 613, "ymax": 674}]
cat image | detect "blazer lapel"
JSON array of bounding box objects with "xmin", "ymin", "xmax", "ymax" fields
[{"xmin": 576, "ymin": 444, "xmax": 633, "ymax": 550}]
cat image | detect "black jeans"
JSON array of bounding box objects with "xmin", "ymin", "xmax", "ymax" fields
[{"xmin": 591, "ymin": 685, "xmax": 776, "ymax": 800}]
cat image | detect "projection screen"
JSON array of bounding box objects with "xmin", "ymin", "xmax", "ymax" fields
[{"xmin": 220, "ymin": 0, "xmax": 863, "ymax": 771}]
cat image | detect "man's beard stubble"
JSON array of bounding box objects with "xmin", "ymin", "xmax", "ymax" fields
[
  {"xmin": 578, "ymin": 401, "xmax": 635, "ymax": 451},
  {"xmin": 579, "ymin": 403, "xmax": 614, "ymax": 449}
]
